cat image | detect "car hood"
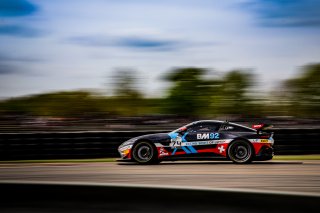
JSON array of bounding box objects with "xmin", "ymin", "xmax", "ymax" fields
[{"xmin": 120, "ymin": 132, "xmax": 169, "ymax": 147}]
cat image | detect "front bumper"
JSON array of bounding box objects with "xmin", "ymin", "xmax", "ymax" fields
[{"xmin": 118, "ymin": 144, "xmax": 133, "ymax": 159}]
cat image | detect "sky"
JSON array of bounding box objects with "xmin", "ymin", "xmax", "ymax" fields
[{"xmin": 0, "ymin": 0, "xmax": 320, "ymax": 98}]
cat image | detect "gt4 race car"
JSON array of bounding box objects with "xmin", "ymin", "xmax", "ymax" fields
[{"xmin": 118, "ymin": 120, "xmax": 274, "ymax": 164}]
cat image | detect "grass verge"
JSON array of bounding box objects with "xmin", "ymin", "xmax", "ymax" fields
[
  {"xmin": 272, "ymin": 155, "xmax": 320, "ymax": 160},
  {"xmin": 0, "ymin": 158, "xmax": 118, "ymax": 164},
  {"xmin": 1, "ymin": 155, "xmax": 320, "ymax": 163}
]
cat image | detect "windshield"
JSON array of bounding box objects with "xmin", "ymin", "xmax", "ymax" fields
[{"xmin": 171, "ymin": 125, "xmax": 188, "ymax": 134}]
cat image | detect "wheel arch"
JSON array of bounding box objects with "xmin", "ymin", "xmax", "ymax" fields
[
  {"xmin": 227, "ymin": 137, "xmax": 255, "ymax": 159},
  {"xmin": 132, "ymin": 138, "xmax": 157, "ymax": 150},
  {"xmin": 131, "ymin": 139, "xmax": 159, "ymax": 161}
]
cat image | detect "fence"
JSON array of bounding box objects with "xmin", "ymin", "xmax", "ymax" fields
[{"xmin": 0, "ymin": 129, "xmax": 319, "ymax": 160}]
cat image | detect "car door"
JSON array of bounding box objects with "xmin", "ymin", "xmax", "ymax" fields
[{"xmin": 184, "ymin": 122, "xmax": 221, "ymax": 153}]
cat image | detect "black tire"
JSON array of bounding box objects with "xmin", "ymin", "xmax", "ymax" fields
[
  {"xmin": 227, "ymin": 140, "xmax": 253, "ymax": 164},
  {"xmin": 132, "ymin": 141, "xmax": 158, "ymax": 164}
]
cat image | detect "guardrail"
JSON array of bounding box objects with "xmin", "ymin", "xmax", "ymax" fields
[
  {"xmin": 0, "ymin": 182, "xmax": 319, "ymax": 212},
  {"xmin": 0, "ymin": 129, "xmax": 319, "ymax": 160}
]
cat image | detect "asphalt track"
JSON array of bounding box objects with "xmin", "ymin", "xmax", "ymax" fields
[{"xmin": 1, "ymin": 160, "xmax": 320, "ymax": 195}]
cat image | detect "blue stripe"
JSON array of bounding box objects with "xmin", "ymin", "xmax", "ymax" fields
[
  {"xmin": 171, "ymin": 148, "xmax": 177, "ymax": 155},
  {"xmin": 181, "ymin": 132, "xmax": 188, "ymax": 142},
  {"xmin": 181, "ymin": 146, "xmax": 191, "ymax": 154},
  {"xmin": 187, "ymin": 146, "xmax": 197, "ymax": 153}
]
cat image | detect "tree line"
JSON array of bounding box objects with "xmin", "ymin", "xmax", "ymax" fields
[{"xmin": 0, "ymin": 63, "xmax": 319, "ymax": 118}]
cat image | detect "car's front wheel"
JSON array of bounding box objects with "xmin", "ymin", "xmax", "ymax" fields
[
  {"xmin": 227, "ymin": 140, "xmax": 253, "ymax": 164},
  {"xmin": 132, "ymin": 141, "xmax": 158, "ymax": 164}
]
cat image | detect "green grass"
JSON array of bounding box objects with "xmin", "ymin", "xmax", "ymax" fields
[
  {"xmin": 0, "ymin": 158, "xmax": 118, "ymax": 164},
  {"xmin": 272, "ymin": 155, "xmax": 320, "ymax": 160},
  {"xmin": 1, "ymin": 155, "xmax": 320, "ymax": 164}
]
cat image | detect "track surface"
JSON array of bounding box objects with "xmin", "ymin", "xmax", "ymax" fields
[{"xmin": 1, "ymin": 160, "xmax": 320, "ymax": 194}]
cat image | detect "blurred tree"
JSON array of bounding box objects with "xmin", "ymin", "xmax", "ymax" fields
[
  {"xmin": 110, "ymin": 69, "xmax": 145, "ymax": 115},
  {"xmin": 164, "ymin": 68, "xmax": 255, "ymax": 117},
  {"xmin": 112, "ymin": 69, "xmax": 142, "ymax": 99},
  {"xmin": 0, "ymin": 91, "xmax": 107, "ymax": 117},
  {"xmin": 284, "ymin": 63, "xmax": 320, "ymax": 116},
  {"xmin": 220, "ymin": 70, "xmax": 253, "ymax": 115},
  {"xmin": 164, "ymin": 67, "xmax": 217, "ymax": 116},
  {"xmin": 3, "ymin": 64, "xmax": 318, "ymax": 120}
]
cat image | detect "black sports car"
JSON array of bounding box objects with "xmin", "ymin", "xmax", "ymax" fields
[{"xmin": 118, "ymin": 120, "xmax": 274, "ymax": 164}]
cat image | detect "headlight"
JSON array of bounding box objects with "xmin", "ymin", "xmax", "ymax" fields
[{"xmin": 118, "ymin": 144, "xmax": 133, "ymax": 157}]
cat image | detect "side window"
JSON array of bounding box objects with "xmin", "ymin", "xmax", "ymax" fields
[
  {"xmin": 222, "ymin": 124, "xmax": 254, "ymax": 132},
  {"xmin": 188, "ymin": 123, "xmax": 219, "ymax": 132},
  {"xmin": 222, "ymin": 125, "xmax": 234, "ymax": 131}
]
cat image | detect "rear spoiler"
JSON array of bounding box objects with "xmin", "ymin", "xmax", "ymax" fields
[{"xmin": 252, "ymin": 124, "xmax": 274, "ymax": 134}]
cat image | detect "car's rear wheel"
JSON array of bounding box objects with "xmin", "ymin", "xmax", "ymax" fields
[
  {"xmin": 227, "ymin": 140, "xmax": 253, "ymax": 164},
  {"xmin": 132, "ymin": 141, "xmax": 158, "ymax": 164}
]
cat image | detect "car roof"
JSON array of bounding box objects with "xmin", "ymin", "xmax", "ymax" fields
[
  {"xmin": 189, "ymin": 120, "xmax": 256, "ymax": 131},
  {"xmin": 189, "ymin": 120, "xmax": 224, "ymax": 126}
]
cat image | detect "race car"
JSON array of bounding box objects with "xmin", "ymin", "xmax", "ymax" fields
[{"xmin": 118, "ymin": 120, "xmax": 274, "ymax": 164}]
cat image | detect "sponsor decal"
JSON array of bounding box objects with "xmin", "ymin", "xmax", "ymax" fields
[
  {"xmin": 252, "ymin": 124, "xmax": 264, "ymax": 129},
  {"xmin": 185, "ymin": 140, "xmax": 225, "ymax": 146},
  {"xmin": 170, "ymin": 136, "xmax": 183, "ymax": 147},
  {"xmin": 159, "ymin": 147, "xmax": 169, "ymax": 156},
  {"xmin": 197, "ymin": 133, "xmax": 219, "ymax": 140},
  {"xmin": 218, "ymin": 145, "xmax": 225, "ymax": 153},
  {"xmin": 197, "ymin": 133, "xmax": 209, "ymax": 140},
  {"xmin": 170, "ymin": 140, "xmax": 230, "ymax": 147},
  {"xmin": 249, "ymin": 139, "xmax": 271, "ymax": 143}
]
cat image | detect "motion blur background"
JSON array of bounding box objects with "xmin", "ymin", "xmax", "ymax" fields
[{"xmin": 0, "ymin": 0, "xmax": 320, "ymax": 132}]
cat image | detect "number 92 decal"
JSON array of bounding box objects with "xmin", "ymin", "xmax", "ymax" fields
[{"xmin": 197, "ymin": 133, "xmax": 219, "ymax": 140}]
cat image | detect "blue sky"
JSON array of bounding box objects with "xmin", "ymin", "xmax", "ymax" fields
[{"xmin": 0, "ymin": 0, "xmax": 320, "ymax": 98}]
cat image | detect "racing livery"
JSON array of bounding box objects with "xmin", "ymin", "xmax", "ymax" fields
[{"xmin": 118, "ymin": 120, "xmax": 274, "ymax": 164}]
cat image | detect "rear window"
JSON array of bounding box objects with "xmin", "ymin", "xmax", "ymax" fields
[
  {"xmin": 221, "ymin": 123, "xmax": 256, "ymax": 132},
  {"xmin": 188, "ymin": 122, "xmax": 220, "ymax": 132}
]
